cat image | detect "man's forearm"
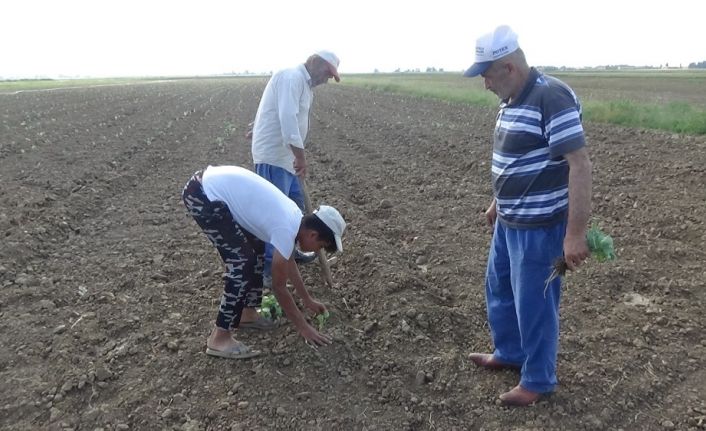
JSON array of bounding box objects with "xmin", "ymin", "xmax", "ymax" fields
[
  {"xmin": 287, "ymin": 260, "xmax": 311, "ymax": 302},
  {"xmin": 272, "ymin": 282, "xmax": 307, "ymax": 328},
  {"xmin": 291, "ymin": 146, "xmax": 305, "ymax": 161},
  {"xmin": 565, "ymin": 148, "xmax": 592, "ymax": 237},
  {"xmin": 271, "ymin": 253, "xmax": 306, "ymax": 327}
]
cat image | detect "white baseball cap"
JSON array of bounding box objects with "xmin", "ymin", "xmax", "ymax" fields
[
  {"xmin": 464, "ymin": 25, "xmax": 519, "ymax": 77},
  {"xmin": 315, "ymin": 50, "xmax": 341, "ymax": 82},
  {"xmin": 314, "ymin": 205, "xmax": 346, "ymax": 252}
]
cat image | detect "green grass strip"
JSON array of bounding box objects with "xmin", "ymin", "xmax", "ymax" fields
[
  {"xmin": 0, "ymin": 78, "xmax": 151, "ymax": 91},
  {"xmin": 343, "ymin": 73, "xmax": 706, "ymax": 135},
  {"xmin": 583, "ymin": 100, "xmax": 706, "ymax": 135},
  {"xmin": 343, "ymin": 75, "xmax": 497, "ymax": 107}
]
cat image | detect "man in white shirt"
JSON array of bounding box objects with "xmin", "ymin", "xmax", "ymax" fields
[
  {"xmin": 182, "ymin": 165, "xmax": 346, "ymax": 359},
  {"xmin": 250, "ymin": 50, "xmax": 341, "ymax": 285}
]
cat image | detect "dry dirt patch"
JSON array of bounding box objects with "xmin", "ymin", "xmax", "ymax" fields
[{"xmin": 0, "ymin": 79, "xmax": 704, "ymax": 430}]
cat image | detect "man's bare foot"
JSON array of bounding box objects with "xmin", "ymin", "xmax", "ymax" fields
[
  {"xmin": 499, "ymin": 385, "xmax": 542, "ymax": 406},
  {"xmin": 240, "ymin": 307, "xmax": 261, "ymax": 324},
  {"xmin": 207, "ymin": 327, "xmax": 241, "ymax": 351},
  {"xmin": 205, "ymin": 326, "xmax": 260, "ymax": 359},
  {"xmin": 468, "ymin": 353, "xmax": 521, "ymax": 371},
  {"xmin": 238, "ymin": 307, "xmax": 277, "ymax": 330}
]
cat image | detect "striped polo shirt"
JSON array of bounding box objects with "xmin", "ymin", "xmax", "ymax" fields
[{"xmin": 492, "ymin": 68, "xmax": 586, "ymax": 228}]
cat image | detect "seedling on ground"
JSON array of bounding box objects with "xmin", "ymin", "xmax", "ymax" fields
[
  {"xmin": 259, "ymin": 294, "xmax": 283, "ymax": 321},
  {"xmin": 258, "ymin": 294, "xmax": 331, "ymax": 331},
  {"xmin": 315, "ymin": 311, "xmax": 330, "ymax": 331}
]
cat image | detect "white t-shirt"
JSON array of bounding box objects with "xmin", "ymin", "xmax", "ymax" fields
[
  {"xmin": 201, "ymin": 165, "xmax": 302, "ymax": 259},
  {"xmin": 251, "ymin": 64, "xmax": 313, "ymax": 174}
]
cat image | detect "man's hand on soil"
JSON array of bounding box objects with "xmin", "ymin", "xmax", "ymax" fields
[
  {"xmin": 303, "ymin": 298, "xmax": 327, "ymax": 315},
  {"xmin": 299, "ymin": 323, "xmax": 331, "ymax": 346}
]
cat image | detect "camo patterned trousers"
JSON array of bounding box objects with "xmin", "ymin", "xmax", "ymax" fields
[{"xmin": 182, "ymin": 171, "xmax": 265, "ymax": 330}]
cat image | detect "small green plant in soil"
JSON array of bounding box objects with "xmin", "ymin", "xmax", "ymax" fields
[
  {"xmin": 544, "ymin": 225, "xmax": 616, "ymax": 294},
  {"xmin": 259, "ymin": 294, "xmax": 283, "ymax": 320},
  {"xmin": 258, "ymin": 294, "xmax": 330, "ymax": 330},
  {"xmin": 315, "ymin": 311, "xmax": 330, "ymax": 331}
]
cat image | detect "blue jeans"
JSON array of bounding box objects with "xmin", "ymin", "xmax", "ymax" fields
[
  {"xmin": 485, "ymin": 220, "xmax": 566, "ymax": 393},
  {"xmin": 254, "ymin": 164, "xmax": 305, "ymax": 276}
]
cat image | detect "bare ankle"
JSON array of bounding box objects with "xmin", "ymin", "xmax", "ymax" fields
[
  {"xmin": 241, "ymin": 307, "xmax": 259, "ymax": 322},
  {"xmin": 208, "ymin": 327, "xmax": 231, "ymax": 344}
]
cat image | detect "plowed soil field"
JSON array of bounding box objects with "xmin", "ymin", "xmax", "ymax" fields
[{"xmin": 1, "ymin": 78, "xmax": 704, "ymax": 431}]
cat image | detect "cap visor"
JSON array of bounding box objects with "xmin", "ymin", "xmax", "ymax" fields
[
  {"xmin": 328, "ymin": 65, "xmax": 340, "ymax": 82},
  {"xmin": 463, "ymin": 61, "xmax": 492, "ymax": 77},
  {"xmin": 334, "ymin": 236, "xmax": 343, "ymax": 253}
]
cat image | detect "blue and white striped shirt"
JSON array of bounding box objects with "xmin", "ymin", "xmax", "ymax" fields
[{"xmin": 492, "ymin": 68, "xmax": 585, "ymax": 228}]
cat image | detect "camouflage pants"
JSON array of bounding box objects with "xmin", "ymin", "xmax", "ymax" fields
[{"xmin": 182, "ymin": 171, "xmax": 265, "ymax": 330}]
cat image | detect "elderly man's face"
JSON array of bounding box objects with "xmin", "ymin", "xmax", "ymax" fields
[
  {"xmin": 310, "ymin": 58, "xmax": 335, "ymax": 87},
  {"xmin": 481, "ymin": 61, "xmax": 514, "ymax": 101}
]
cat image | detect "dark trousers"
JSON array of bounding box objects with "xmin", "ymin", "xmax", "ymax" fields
[{"xmin": 182, "ymin": 171, "xmax": 265, "ymax": 329}]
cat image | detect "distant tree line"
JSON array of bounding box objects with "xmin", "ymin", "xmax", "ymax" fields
[
  {"xmin": 540, "ymin": 63, "xmax": 706, "ymax": 71},
  {"xmin": 371, "ymin": 62, "xmax": 706, "ymax": 74},
  {"xmin": 375, "ymin": 67, "xmax": 446, "ymax": 73}
]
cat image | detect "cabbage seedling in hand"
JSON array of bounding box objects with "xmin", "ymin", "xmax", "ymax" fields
[
  {"xmin": 544, "ymin": 225, "xmax": 616, "ymax": 294},
  {"xmin": 258, "ymin": 294, "xmax": 330, "ymax": 332}
]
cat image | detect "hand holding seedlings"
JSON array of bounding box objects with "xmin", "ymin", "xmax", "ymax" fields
[
  {"xmin": 563, "ymin": 233, "xmax": 591, "ymax": 271},
  {"xmin": 544, "ymin": 225, "xmax": 616, "ymax": 295},
  {"xmin": 259, "ymin": 294, "xmax": 331, "ymax": 332}
]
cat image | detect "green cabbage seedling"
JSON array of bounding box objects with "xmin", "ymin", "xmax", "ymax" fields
[
  {"xmin": 586, "ymin": 225, "xmax": 617, "ymax": 262},
  {"xmin": 257, "ymin": 294, "xmax": 330, "ymax": 331},
  {"xmin": 544, "ymin": 224, "xmax": 616, "ymax": 294},
  {"xmin": 259, "ymin": 294, "xmax": 283, "ymax": 321},
  {"xmin": 315, "ymin": 311, "xmax": 330, "ymax": 331}
]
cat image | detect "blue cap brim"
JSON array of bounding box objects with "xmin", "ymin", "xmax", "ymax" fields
[{"xmin": 463, "ymin": 61, "xmax": 492, "ymax": 77}]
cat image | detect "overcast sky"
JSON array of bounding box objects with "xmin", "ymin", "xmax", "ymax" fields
[{"xmin": 3, "ymin": 0, "xmax": 704, "ymax": 79}]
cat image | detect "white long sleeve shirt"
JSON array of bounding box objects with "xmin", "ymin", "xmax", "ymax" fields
[{"xmin": 251, "ymin": 64, "xmax": 313, "ymax": 174}]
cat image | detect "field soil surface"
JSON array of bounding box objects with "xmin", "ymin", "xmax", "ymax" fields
[{"xmin": 1, "ymin": 79, "xmax": 704, "ymax": 430}]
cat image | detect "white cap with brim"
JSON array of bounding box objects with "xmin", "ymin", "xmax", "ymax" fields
[
  {"xmin": 315, "ymin": 50, "xmax": 341, "ymax": 82},
  {"xmin": 314, "ymin": 205, "xmax": 346, "ymax": 252},
  {"xmin": 464, "ymin": 25, "xmax": 519, "ymax": 77}
]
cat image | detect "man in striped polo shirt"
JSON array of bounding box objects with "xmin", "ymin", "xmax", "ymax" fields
[{"xmin": 463, "ymin": 25, "xmax": 593, "ymax": 406}]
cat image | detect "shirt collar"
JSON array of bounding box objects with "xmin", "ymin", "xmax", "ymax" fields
[
  {"xmin": 506, "ymin": 67, "xmax": 540, "ymax": 106},
  {"xmin": 297, "ymin": 64, "xmax": 313, "ymax": 88}
]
